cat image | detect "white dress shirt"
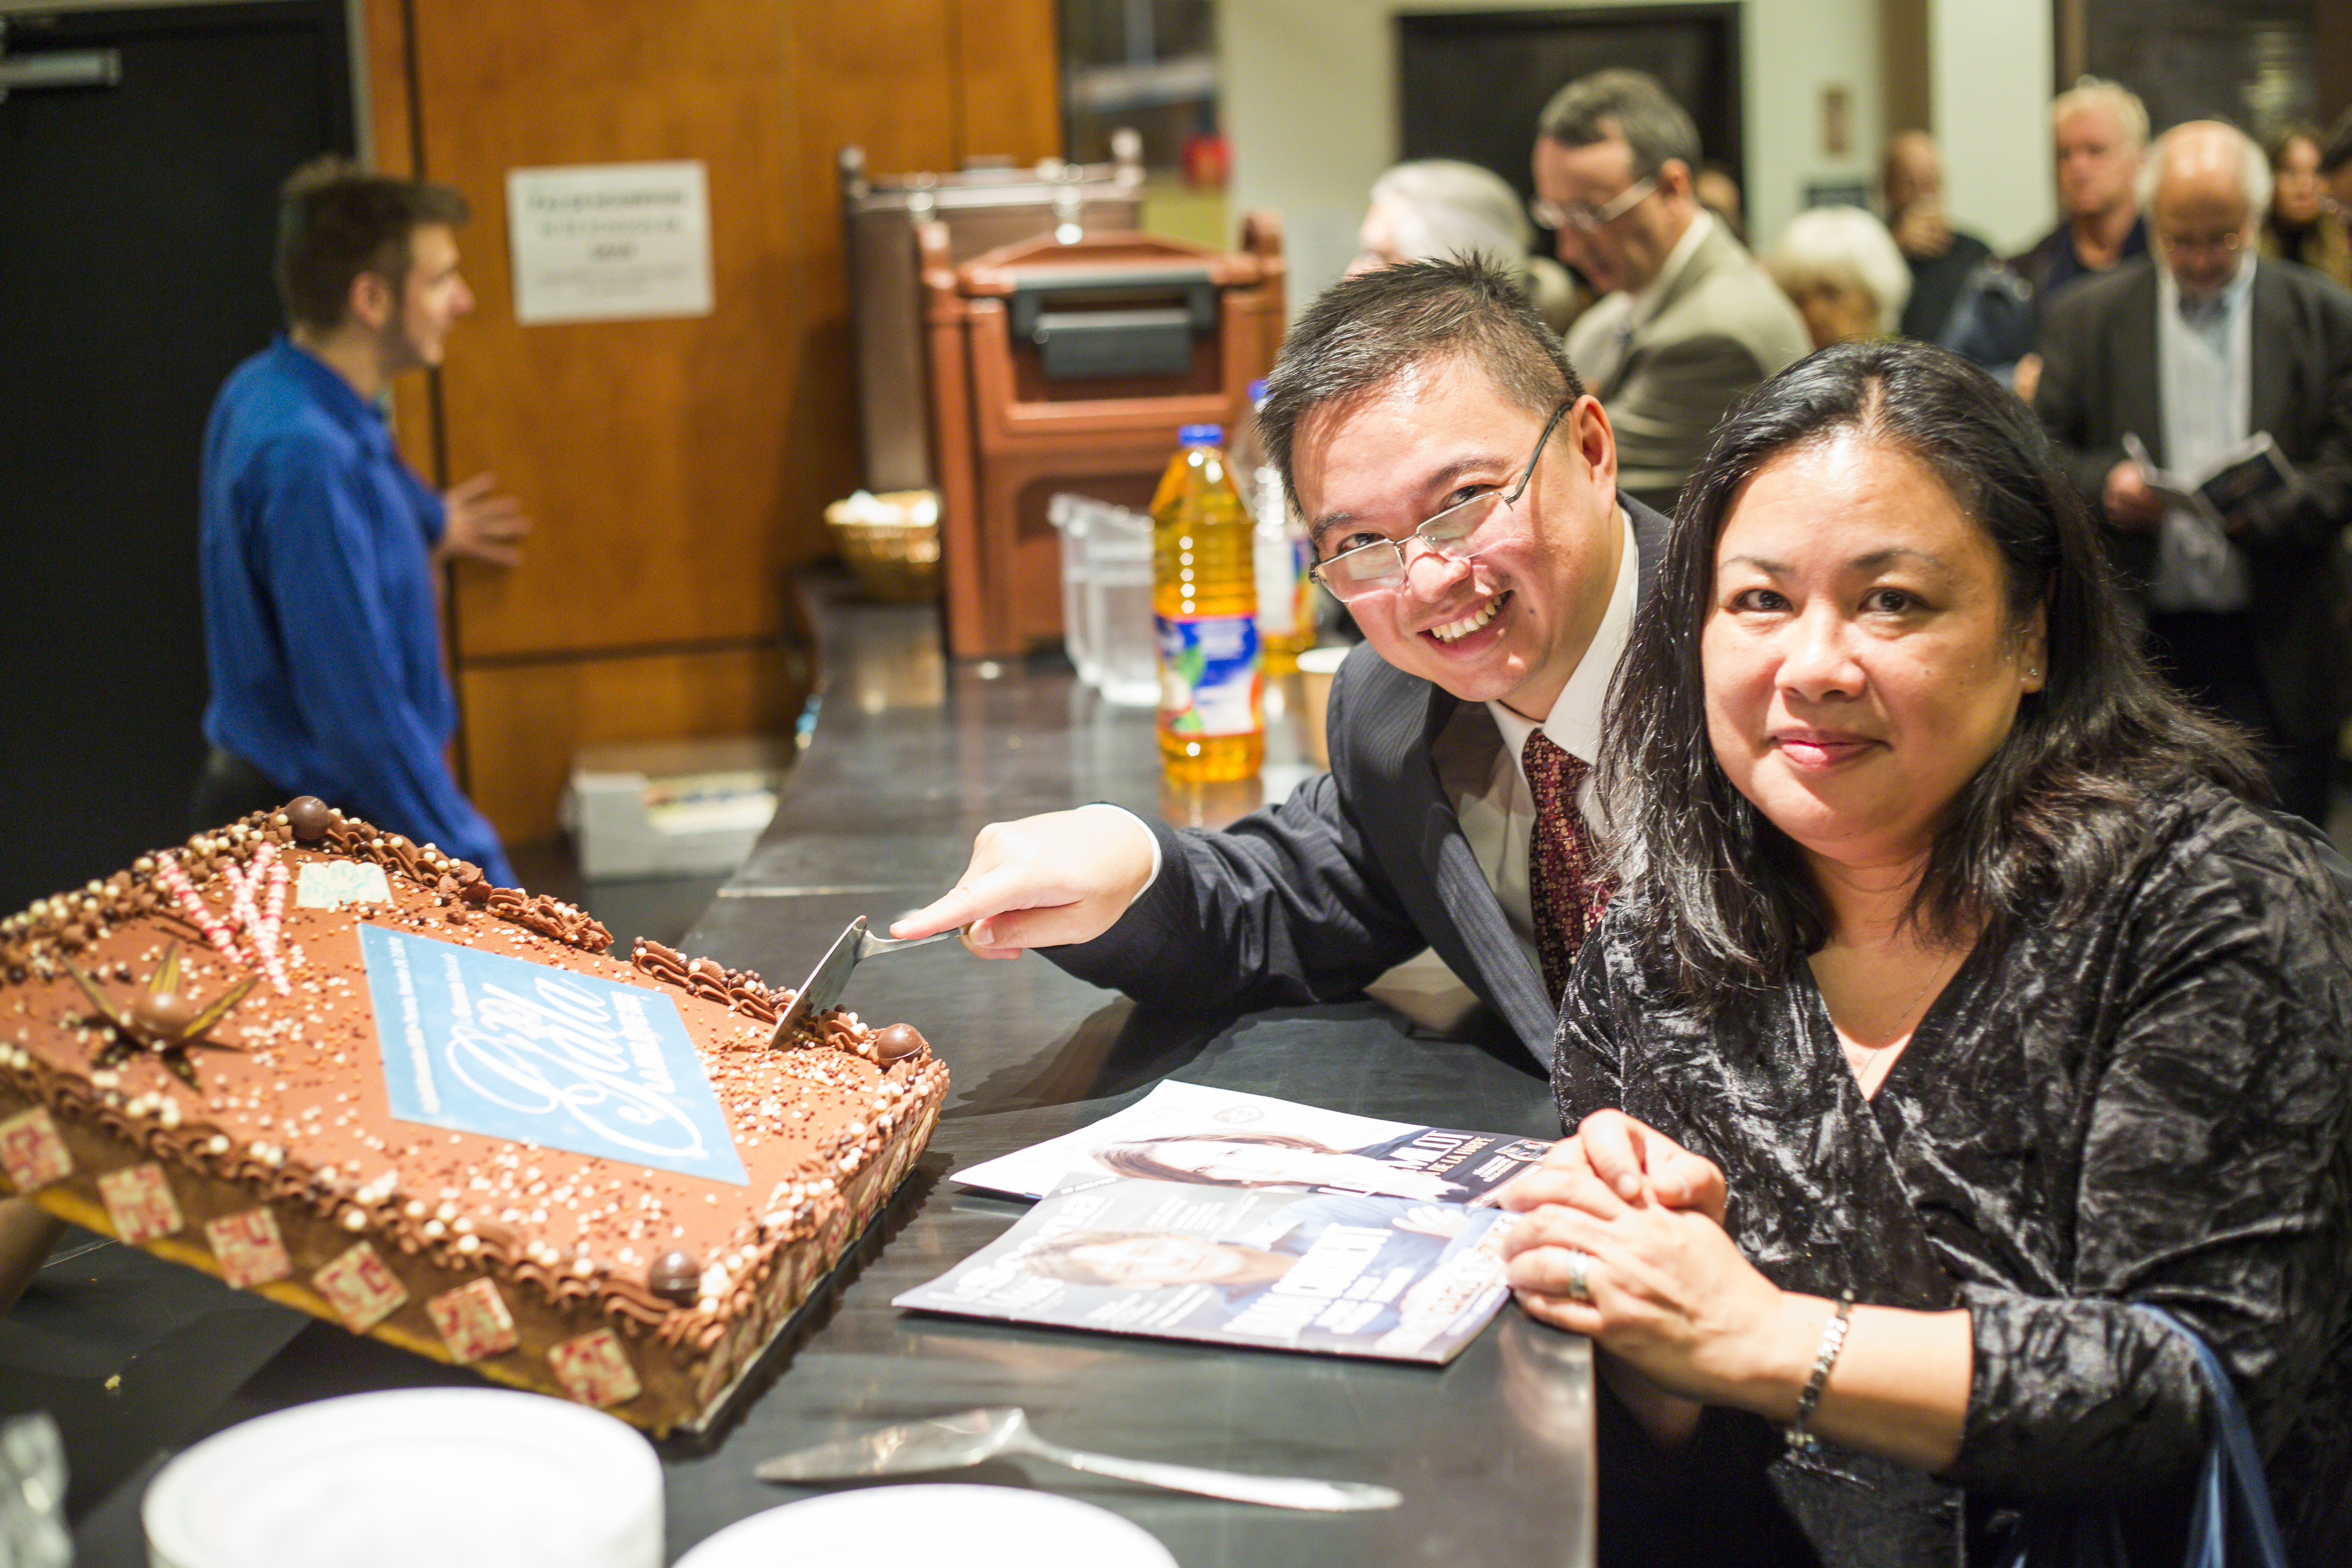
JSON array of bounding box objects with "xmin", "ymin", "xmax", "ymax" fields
[
  {"xmin": 2152, "ymin": 255, "xmax": 2256, "ymax": 612},
  {"xmin": 1431, "ymin": 506, "xmax": 1640, "ymax": 977}
]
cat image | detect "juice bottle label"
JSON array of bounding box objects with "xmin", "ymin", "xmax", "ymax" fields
[
  {"xmin": 1155, "ymin": 613, "xmax": 1261, "ymax": 736},
  {"xmin": 1253, "ymin": 523, "xmax": 1298, "ymax": 636}
]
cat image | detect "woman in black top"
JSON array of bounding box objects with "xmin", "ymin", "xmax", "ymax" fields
[{"xmin": 1498, "ymin": 340, "xmax": 2352, "ymax": 1566}]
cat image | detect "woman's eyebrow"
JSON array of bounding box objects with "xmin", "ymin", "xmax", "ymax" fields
[{"xmin": 1719, "ymin": 546, "xmax": 1952, "ymax": 575}]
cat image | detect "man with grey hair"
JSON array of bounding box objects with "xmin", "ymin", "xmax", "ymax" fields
[
  {"xmin": 2025, "ymin": 80, "xmax": 2153, "ymax": 307},
  {"xmin": 1950, "ymin": 78, "xmax": 2151, "ymax": 389},
  {"xmin": 1350, "ymin": 159, "xmax": 1581, "ymax": 333},
  {"xmin": 893, "ymin": 257, "xmax": 1672, "ymax": 1066},
  {"xmin": 2035, "ymin": 119, "xmax": 2352, "ymax": 822},
  {"xmin": 1532, "ymin": 68, "xmax": 1808, "ymax": 513}
]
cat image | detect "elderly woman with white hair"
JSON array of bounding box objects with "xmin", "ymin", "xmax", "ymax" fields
[
  {"xmin": 1764, "ymin": 205, "xmax": 1913, "ymax": 350},
  {"xmin": 1351, "ymin": 159, "xmax": 1582, "ymax": 332}
]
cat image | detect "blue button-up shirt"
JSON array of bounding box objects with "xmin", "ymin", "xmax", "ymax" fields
[{"xmin": 199, "ymin": 337, "xmax": 514, "ymax": 884}]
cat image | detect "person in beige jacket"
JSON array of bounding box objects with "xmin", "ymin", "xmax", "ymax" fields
[{"xmin": 1535, "ymin": 69, "xmax": 1811, "ymax": 514}]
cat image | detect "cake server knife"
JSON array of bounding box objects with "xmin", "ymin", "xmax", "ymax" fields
[
  {"xmin": 754, "ymin": 1407, "xmax": 1401, "ymax": 1512},
  {"xmin": 769, "ymin": 916, "xmax": 959, "ymax": 1045}
]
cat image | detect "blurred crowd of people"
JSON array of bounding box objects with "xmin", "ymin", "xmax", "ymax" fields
[{"xmin": 1349, "ymin": 69, "xmax": 2352, "ymax": 824}]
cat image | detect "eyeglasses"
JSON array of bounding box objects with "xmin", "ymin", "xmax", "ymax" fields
[
  {"xmin": 1529, "ymin": 177, "xmax": 1657, "ymax": 234},
  {"xmin": 1308, "ymin": 401, "xmax": 1572, "ymax": 601},
  {"xmin": 2156, "ymin": 227, "xmax": 2249, "ymax": 257}
]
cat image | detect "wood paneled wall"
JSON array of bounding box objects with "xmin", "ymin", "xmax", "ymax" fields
[{"xmin": 364, "ymin": 0, "xmax": 1060, "ymax": 842}]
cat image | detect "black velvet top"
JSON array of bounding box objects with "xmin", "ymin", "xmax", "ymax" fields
[{"xmin": 1552, "ymin": 781, "xmax": 2352, "ymax": 1568}]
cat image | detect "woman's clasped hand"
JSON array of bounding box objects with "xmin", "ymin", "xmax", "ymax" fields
[{"xmin": 1499, "ymin": 1115, "xmax": 1785, "ymax": 1400}]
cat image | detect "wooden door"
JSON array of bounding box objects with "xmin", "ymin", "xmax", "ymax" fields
[
  {"xmin": 1, "ymin": 0, "xmax": 355, "ymax": 909},
  {"xmin": 365, "ymin": 0, "xmax": 1059, "ymax": 842}
]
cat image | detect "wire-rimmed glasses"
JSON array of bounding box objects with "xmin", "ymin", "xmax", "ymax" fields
[
  {"xmin": 1528, "ymin": 176, "xmax": 1657, "ymax": 234},
  {"xmin": 1307, "ymin": 401, "xmax": 1572, "ymax": 601}
]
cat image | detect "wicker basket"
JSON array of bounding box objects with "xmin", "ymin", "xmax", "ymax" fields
[{"xmin": 826, "ymin": 489, "xmax": 941, "ymax": 604}]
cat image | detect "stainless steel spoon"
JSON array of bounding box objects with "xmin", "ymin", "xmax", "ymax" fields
[{"xmin": 754, "ymin": 1407, "xmax": 1402, "ymax": 1512}]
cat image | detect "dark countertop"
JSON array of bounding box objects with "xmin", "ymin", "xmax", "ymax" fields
[{"xmin": 21, "ymin": 572, "xmax": 1593, "ymax": 1567}]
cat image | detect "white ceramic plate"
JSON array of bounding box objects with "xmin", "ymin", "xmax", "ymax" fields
[
  {"xmin": 673, "ymin": 1484, "xmax": 1180, "ymax": 1568},
  {"xmin": 143, "ymin": 1388, "xmax": 662, "ymax": 1568}
]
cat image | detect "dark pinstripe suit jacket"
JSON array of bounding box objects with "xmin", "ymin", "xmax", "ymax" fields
[{"xmin": 1049, "ymin": 497, "xmax": 1668, "ymax": 1067}]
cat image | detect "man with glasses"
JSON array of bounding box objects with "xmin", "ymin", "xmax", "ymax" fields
[
  {"xmin": 2036, "ymin": 120, "xmax": 2352, "ymax": 823},
  {"xmin": 1533, "ymin": 69, "xmax": 1808, "ymax": 514},
  {"xmin": 893, "ymin": 258, "xmax": 1664, "ymax": 1067}
]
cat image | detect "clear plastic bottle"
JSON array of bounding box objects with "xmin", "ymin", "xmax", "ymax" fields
[
  {"xmin": 1152, "ymin": 423, "xmax": 1263, "ymax": 782},
  {"xmin": 1230, "ymin": 379, "xmax": 1316, "ymax": 675}
]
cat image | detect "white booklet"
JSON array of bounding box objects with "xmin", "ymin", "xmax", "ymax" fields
[
  {"xmin": 894, "ymin": 1174, "xmax": 1517, "ymax": 1363},
  {"xmin": 953, "ymin": 1080, "xmax": 1556, "ymax": 1205}
]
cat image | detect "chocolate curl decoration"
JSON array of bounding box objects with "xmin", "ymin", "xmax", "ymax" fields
[{"xmin": 156, "ymin": 855, "xmax": 249, "ymax": 970}]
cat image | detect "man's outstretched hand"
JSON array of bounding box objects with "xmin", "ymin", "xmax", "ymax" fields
[
  {"xmin": 438, "ymin": 473, "xmax": 530, "ymax": 567},
  {"xmin": 890, "ymin": 808, "xmax": 1157, "ymax": 959}
]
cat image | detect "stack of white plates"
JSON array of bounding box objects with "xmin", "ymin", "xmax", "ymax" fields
[
  {"xmin": 674, "ymin": 1485, "xmax": 1179, "ymax": 1568},
  {"xmin": 143, "ymin": 1389, "xmax": 662, "ymax": 1568}
]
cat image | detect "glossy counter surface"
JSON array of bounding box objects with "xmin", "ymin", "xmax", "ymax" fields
[
  {"xmin": 17, "ymin": 575, "xmax": 1592, "ymax": 1566},
  {"xmin": 662, "ymin": 578, "xmax": 1593, "ymax": 1565}
]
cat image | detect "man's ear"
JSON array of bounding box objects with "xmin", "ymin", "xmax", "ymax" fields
[
  {"xmin": 1570, "ymin": 393, "xmax": 1618, "ymax": 491},
  {"xmin": 347, "ymin": 270, "xmax": 394, "ymax": 332},
  {"xmin": 1653, "ymin": 157, "xmax": 1694, "ymax": 200}
]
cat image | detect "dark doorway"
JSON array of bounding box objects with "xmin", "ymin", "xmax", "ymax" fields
[
  {"xmin": 2077, "ymin": 0, "xmax": 2313, "ymax": 137},
  {"xmin": 0, "ymin": 2, "xmax": 354, "ymax": 910},
  {"xmin": 1396, "ymin": 6, "xmax": 1742, "ymax": 247}
]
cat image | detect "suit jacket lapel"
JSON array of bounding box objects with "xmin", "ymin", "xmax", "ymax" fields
[
  {"xmin": 2116, "ymin": 265, "xmax": 2165, "ymax": 464},
  {"xmin": 1574, "ymin": 295, "xmax": 1637, "ymax": 401},
  {"xmin": 2249, "ymin": 262, "xmax": 2294, "ymax": 436},
  {"xmin": 1348, "ymin": 664, "xmax": 1555, "ymax": 1065}
]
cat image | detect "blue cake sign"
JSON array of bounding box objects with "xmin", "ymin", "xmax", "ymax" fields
[{"xmin": 358, "ymin": 925, "xmax": 748, "ymax": 1185}]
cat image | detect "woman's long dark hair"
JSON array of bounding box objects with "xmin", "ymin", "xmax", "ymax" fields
[{"xmin": 1598, "ymin": 340, "xmax": 2266, "ymax": 1005}]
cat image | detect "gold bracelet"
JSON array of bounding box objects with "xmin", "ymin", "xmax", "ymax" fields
[{"xmin": 1786, "ymin": 1292, "xmax": 1856, "ymax": 1454}]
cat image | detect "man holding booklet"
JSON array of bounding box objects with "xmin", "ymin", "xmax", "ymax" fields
[
  {"xmin": 895, "ymin": 257, "xmax": 1666, "ymax": 1063},
  {"xmin": 2036, "ymin": 118, "xmax": 2352, "ymax": 821}
]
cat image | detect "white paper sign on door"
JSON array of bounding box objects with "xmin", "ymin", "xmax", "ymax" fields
[{"xmin": 505, "ymin": 160, "xmax": 714, "ymax": 325}]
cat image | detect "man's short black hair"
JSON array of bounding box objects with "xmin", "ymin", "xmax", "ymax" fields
[
  {"xmin": 1258, "ymin": 255, "xmax": 1586, "ymax": 515},
  {"xmin": 275, "ymin": 157, "xmax": 469, "ymax": 333},
  {"xmin": 1536, "ymin": 68, "xmax": 1702, "ymax": 184}
]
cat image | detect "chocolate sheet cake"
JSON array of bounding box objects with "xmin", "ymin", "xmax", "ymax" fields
[{"xmin": 0, "ymin": 800, "xmax": 947, "ymax": 1434}]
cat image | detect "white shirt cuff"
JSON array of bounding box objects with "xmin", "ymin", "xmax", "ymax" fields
[{"xmin": 1076, "ymin": 802, "xmax": 1163, "ymax": 905}]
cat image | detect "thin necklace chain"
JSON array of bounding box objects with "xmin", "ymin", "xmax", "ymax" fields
[{"xmin": 1841, "ymin": 946, "xmax": 1961, "ymax": 1057}]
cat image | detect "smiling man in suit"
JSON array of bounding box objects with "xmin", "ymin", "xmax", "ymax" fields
[
  {"xmin": 2035, "ymin": 120, "xmax": 2352, "ymax": 822},
  {"xmin": 891, "ymin": 258, "xmax": 1665, "ymax": 1066}
]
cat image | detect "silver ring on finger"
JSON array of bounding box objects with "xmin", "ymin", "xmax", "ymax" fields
[{"xmin": 1563, "ymin": 1248, "xmax": 1598, "ymax": 1303}]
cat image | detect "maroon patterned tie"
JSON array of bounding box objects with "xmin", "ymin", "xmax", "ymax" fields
[{"xmin": 1523, "ymin": 729, "xmax": 1614, "ymax": 1004}]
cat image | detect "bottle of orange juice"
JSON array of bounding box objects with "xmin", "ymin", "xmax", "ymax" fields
[
  {"xmin": 1231, "ymin": 379, "xmax": 1315, "ymax": 676},
  {"xmin": 1151, "ymin": 425, "xmax": 1263, "ymax": 782}
]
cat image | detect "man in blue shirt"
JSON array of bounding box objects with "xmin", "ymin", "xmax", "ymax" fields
[{"xmin": 197, "ymin": 159, "xmax": 523, "ymax": 884}]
